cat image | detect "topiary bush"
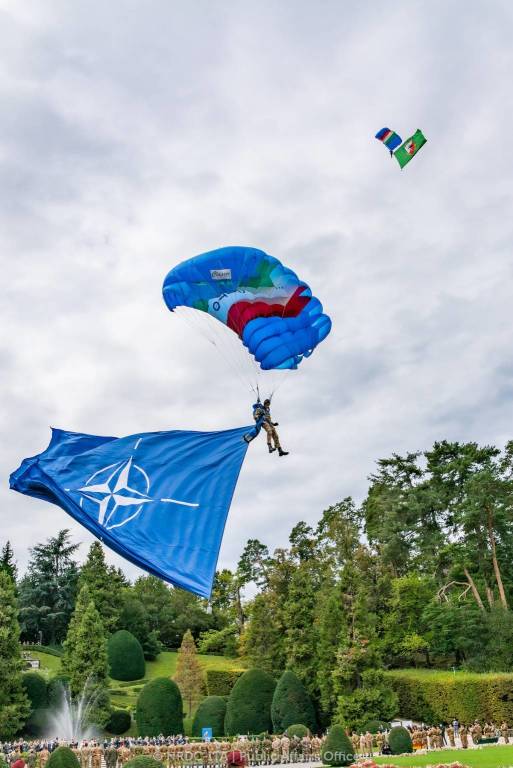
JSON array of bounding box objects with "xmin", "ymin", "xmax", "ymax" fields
[
  {"xmin": 388, "ymin": 725, "xmax": 413, "ymax": 754},
  {"xmin": 206, "ymin": 669, "xmax": 245, "ymax": 696},
  {"xmin": 192, "ymin": 695, "xmax": 227, "ymax": 737},
  {"xmin": 136, "ymin": 677, "xmax": 183, "ymax": 736},
  {"xmin": 106, "ymin": 708, "xmax": 132, "ymax": 735},
  {"xmin": 362, "ymin": 719, "xmax": 390, "ymax": 733},
  {"xmin": 321, "ymin": 725, "xmax": 354, "ymax": 766},
  {"xmin": 46, "ymin": 747, "xmax": 80, "ymax": 768},
  {"xmin": 22, "ymin": 672, "xmax": 48, "ymax": 710},
  {"xmin": 271, "ymin": 670, "xmax": 317, "ymax": 733},
  {"xmin": 286, "ymin": 724, "xmax": 310, "ymax": 739},
  {"xmin": 224, "ymin": 668, "xmax": 276, "ymax": 736},
  {"xmin": 108, "ymin": 630, "xmax": 146, "ymax": 682},
  {"xmin": 124, "ymin": 759, "xmax": 164, "ymax": 768}
]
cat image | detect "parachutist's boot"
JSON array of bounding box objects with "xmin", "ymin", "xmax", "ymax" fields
[
  {"xmin": 278, "ymin": 448, "xmax": 289, "ymax": 456},
  {"xmin": 268, "ymin": 445, "xmax": 276, "ymax": 453}
]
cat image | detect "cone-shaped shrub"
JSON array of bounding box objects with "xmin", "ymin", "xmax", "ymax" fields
[
  {"xmin": 321, "ymin": 725, "xmax": 354, "ymax": 767},
  {"xmin": 22, "ymin": 672, "xmax": 48, "ymax": 710},
  {"xmin": 271, "ymin": 670, "xmax": 317, "ymax": 732},
  {"xmin": 225, "ymin": 668, "xmax": 276, "ymax": 736},
  {"xmin": 136, "ymin": 677, "xmax": 183, "ymax": 737},
  {"xmin": 108, "ymin": 630, "xmax": 145, "ymax": 681},
  {"xmin": 46, "ymin": 747, "xmax": 80, "ymax": 768},
  {"xmin": 192, "ymin": 695, "xmax": 227, "ymax": 737},
  {"xmin": 388, "ymin": 725, "xmax": 413, "ymax": 754}
]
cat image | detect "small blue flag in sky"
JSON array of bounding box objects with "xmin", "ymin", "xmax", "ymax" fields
[
  {"xmin": 10, "ymin": 426, "xmax": 250, "ymax": 598},
  {"xmin": 375, "ymin": 127, "xmax": 403, "ymax": 152}
]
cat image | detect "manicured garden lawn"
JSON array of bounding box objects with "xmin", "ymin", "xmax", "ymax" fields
[
  {"xmin": 375, "ymin": 745, "xmax": 513, "ymax": 768},
  {"xmin": 35, "ymin": 648, "xmax": 245, "ymax": 719},
  {"xmin": 30, "ymin": 651, "xmax": 62, "ymax": 678}
]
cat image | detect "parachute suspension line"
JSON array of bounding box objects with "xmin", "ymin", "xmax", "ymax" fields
[{"xmin": 173, "ymin": 307, "xmax": 258, "ymax": 396}]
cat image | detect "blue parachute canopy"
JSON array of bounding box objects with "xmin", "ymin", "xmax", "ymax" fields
[
  {"xmin": 162, "ymin": 246, "xmax": 331, "ymax": 371},
  {"xmin": 10, "ymin": 427, "xmax": 250, "ymax": 598}
]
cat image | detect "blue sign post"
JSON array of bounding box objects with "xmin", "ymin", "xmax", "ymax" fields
[{"xmin": 202, "ymin": 728, "xmax": 213, "ymax": 742}]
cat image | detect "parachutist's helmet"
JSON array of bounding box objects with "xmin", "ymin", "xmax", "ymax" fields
[{"xmin": 263, "ymin": 399, "xmax": 271, "ymax": 406}]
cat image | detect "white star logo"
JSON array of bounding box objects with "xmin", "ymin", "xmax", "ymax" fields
[{"xmin": 74, "ymin": 438, "xmax": 199, "ymax": 530}]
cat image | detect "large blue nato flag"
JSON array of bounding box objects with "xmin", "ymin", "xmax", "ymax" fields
[{"xmin": 10, "ymin": 427, "xmax": 250, "ymax": 598}]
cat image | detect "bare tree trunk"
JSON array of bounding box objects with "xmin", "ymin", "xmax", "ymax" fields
[
  {"xmin": 463, "ymin": 567, "xmax": 486, "ymax": 612},
  {"xmin": 487, "ymin": 507, "xmax": 509, "ymax": 609},
  {"xmin": 485, "ymin": 583, "xmax": 495, "ymax": 608}
]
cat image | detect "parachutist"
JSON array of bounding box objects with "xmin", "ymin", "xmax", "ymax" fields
[{"xmin": 255, "ymin": 398, "xmax": 289, "ymax": 456}]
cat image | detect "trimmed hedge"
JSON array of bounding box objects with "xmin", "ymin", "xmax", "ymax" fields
[
  {"xmin": 321, "ymin": 725, "xmax": 354, "ymax": 766},
  {"xmin": 47, "ymin": 747, "xmax": 80, "ymax": 768},
  {"xmin": 286, "ymin": 724, "xmax": 310, "ymax": 739},
  {"xmin": 225, "ymin": 669, "xmax": 276, "ymax": 736},
  {"xmin": 271, "ymin": 670, "xmax": 317, "ymax": 733},
  {"xmin": 388, "ymin": 725, "xmax": 413, "ymax": 754},
  {"xmin": 124, "ymin": 759, "xmax": 164, "ymax": 768},
  {"xmin": 23, "ymin": 644, "xmax": 63, "ymax": 657},
  {"xmin": 362, "ymin": 720, "xmax": 390, "ymax": 733},
  {"xmin": 192, "ymin": 695, "xmax": 227, "ymax": 737},
  {"xmin": 22, "ymin": 672, "xmax": 48, "ymax": 710},
  {"xmin": 136, "ymin": 677, "xmax": 183, "ymax": 737},
  {"xmin": 206, "ymin": 669, "xmax": 245, "ymax": 697},
  {"xmin": 106, "ymin": 709, "xmax": 132, "ymax": 735},
  {"xmin": 108, "ymin": 630, "xmax": 146, "ymax": 682},
  {"xmin": 385, "ymin": 669, "xmax": 513, "ymax": 723}
]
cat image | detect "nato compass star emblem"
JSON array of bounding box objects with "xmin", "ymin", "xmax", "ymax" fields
[{"xmin": 73, "ymin": 437, "xmax": 199, "ymax": 531}]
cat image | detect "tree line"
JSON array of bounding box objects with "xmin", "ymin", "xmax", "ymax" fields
[{"xmin": 3, "ymin": 438, "xmax": 513, "ymax": 731}]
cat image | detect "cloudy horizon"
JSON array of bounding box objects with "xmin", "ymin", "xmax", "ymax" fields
[{"xmin": 2, "ymin": 0, "xmax": 513, "ymax": 582}]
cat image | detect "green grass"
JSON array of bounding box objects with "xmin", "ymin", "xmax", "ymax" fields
[
  {"xmin": 28, "ymin": 651, "xmax": 62, "ymax": 678},
  {"xmin": 375, "ymin": 745, "xmax": 513, "ymax": 768},
  {"xmin": 34, "ymin": 649, "xmax": 244, "ymax": 713}
]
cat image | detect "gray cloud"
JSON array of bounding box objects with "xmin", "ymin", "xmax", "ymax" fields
[{"xmin": 2, "ymin": 0, "xmax": 513, "ymax": 579}]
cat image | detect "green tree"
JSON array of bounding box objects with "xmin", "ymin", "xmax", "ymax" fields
[
  {"xmin": 382, "ymin": 574, "xmax": 434, "ymax": 665},
  {"xmin": 79, "ymin": 542, "xmax": 125, "ymax": 632},
  {"xmin": 224, "ymin": 668, "xmax": 276, "ymax": 736},
  {"xmin": 46, "ymin": 747, "xmax": 80, "ymax": 768},
  {"xmin": 18, "ymin": 530, "xmax": 79, "ymax": 644},
  {"xmin": 0, "ymin": 572, "xmax": 31, "ymax": 739},
  {"xmin": 271, "ymin": 669, "xmax": 317, "ymax": 732},
  {"xmin": 173, "ymin": 629, "xmax": 205, "ymax": 718},
  {"xmin": 335, "ymin": 669, "xmax": 398, "ymax": 731},
  {"xmin": 321, "ymin": 725, "xmax": 354, "ymax": 766},
  {"xmin": 62, "ymin": 585, "xmax": 110, "ymax": 727},
  {"xmin": 0, "ymin": 541, "xmax": 17, "ymax": 582}
]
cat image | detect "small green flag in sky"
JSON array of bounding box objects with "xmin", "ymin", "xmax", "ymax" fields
[{"xmin": 394, "ymin": 129, "xmax": 427, "ymax": 168}]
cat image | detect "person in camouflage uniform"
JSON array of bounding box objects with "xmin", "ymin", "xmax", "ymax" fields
[
  {"xmin": 375, "ymin": 732, "xmax": 385, "ymax": 755},
  {"xmin": 252, "ymin": 400, "xmax": 289, "ymax": 457},
  {"xmin": 104, "ymin": 746, "xmax": 118, "ymax": 768},
  {"xmin": 460, "ymin": 725, "xmax": 469, "ymax": 749},
  {"xmin": 271, "ymin": 737, "xmax": 281, "ymax": 765},
  {"xmin": 446, "ymin": 724, "xmax": 455, "ymax": 748},
  {"xmin": 501, "ymin": 722, "xmax": 510, "ymax": 744}
]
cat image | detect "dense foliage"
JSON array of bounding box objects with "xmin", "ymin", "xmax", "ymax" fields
[
  {"xmin": 108, "ymin": 630, "xmax": 146, "ymax": 681},
  {"xmin": 21, "ymin": 672, "xmax": 48, "ymax": 710},
  {"xmin": 0, "ymin": 572, "xmax": 31, "ymax": 739},
  {"xmin": 388, "ymin": 725, "xmax": 413, "ymax": 754},
  {"xmin": 224, "ymin": 668, "xmax": 276, "ymax": 736},
  {"xmin": 192, "ymin": 695, "xmax": 227, "ymax": 737},
  {"xmin": 136, "ymin": 678, "xmax": 184, "ymax": 737},
  {"xmin": 46, "ymin": 747, "xmax": 80, "ymax": 768},
  {"xmin": 205, "ymin": 670, "xmax": 244, "ymax": 696},
  {"xmin": 106, "ymin": 709, "xmax": 132, "ymax": 735},
  {"xmin": 271, "ymin": 670, "xmax": 317, "ymax": 732},
  {"xmin": 321, "ymin": 725, "xmax": 354, "ymax": 766},
  {"xmin": 124, "ymin": 759, "xmax": 164, "ymax": 768},
  {"xmin": 173, "ymin": 630, "xmax": 205, "ymax": 717}
]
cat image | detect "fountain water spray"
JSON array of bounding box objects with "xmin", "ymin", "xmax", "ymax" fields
[{"xmin": 45, "ymin": 678, "xmax": 102, "ymax": 741}]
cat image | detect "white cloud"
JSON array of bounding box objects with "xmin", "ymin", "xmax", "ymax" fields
[{"xmin": 1, "ymin": 0, "xmax": 513, "ymax": 579}]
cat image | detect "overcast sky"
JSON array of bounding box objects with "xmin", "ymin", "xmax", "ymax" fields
[{"xmin": 2, "ymin": 0, "xmax": 513, "ymax": 582}]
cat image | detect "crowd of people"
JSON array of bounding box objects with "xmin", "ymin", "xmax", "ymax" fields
[
  {"xmin": 0, "ymin": 734, "xmax": 323, "ymax": 767},
  {"xmin": 3, "ymin": 721, "xmax": 513, "ymax": 768},
  {"xmin": 348, "ymin": 721, "xmax": 513, "ymax": 756}
]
